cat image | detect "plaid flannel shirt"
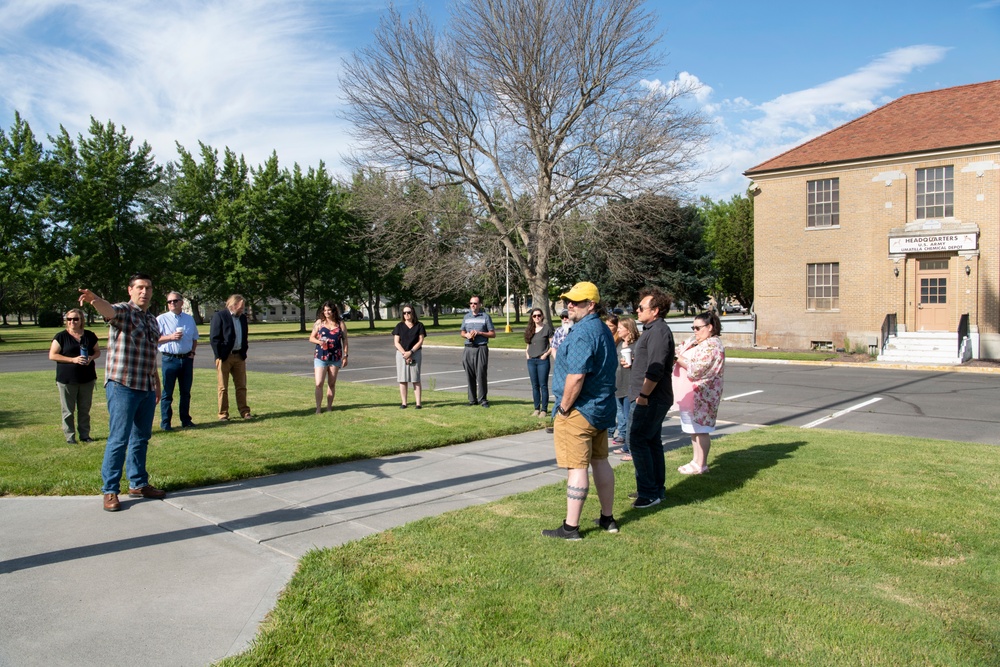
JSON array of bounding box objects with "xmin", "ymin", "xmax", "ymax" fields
[{"xmin": 104, "ymin": 301, "xmax": 161, "ymax": 391}]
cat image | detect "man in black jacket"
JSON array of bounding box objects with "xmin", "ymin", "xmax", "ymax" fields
[
  {"xmin": 210, "ymin": 294, "xmax": 251, "ymax": 420},
  {"xmin": 628, "ymin": 287, "xmax": 675, "ymax": 509}
]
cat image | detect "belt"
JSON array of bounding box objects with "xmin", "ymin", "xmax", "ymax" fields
[{"xmin": 163, "ymin": 352, "xmax": 191, "ymax": 359}]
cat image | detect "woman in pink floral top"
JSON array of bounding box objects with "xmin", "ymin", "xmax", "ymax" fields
[{"xmin": 672, "ymin": 311, "xmax": 725, "ymax": 475}]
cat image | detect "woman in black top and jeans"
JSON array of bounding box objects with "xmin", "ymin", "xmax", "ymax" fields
[
  {"xmin": 524, "ymin": 308, "xmax": 553, "ymax": 417},
  {"xmin": 49, "ymin": 308, "xmax": 101, "ymax": 444}
]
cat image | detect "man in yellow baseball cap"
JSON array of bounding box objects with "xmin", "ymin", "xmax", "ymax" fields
[{"xmin": 543, "ymin": 281, "xmax": 619, "ymax": 539}]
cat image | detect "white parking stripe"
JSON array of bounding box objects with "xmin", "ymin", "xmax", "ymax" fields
[
  {"xmin": 438, "ymin": 376, "xmax": 530, "ymax": 391},
  {"xmin": 724, "ymin": 390, "xmax": 763, "ymax": 401},
  {"xmin": 802, "ymin": 397, "xmax": 883, "ymax": 429},
  {"xmin": 354, "ymin": 369, "xmax": 467, "ymax": 383}
]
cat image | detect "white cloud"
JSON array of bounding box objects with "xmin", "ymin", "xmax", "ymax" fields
[
  {"xmin": 694, "ymin": 45, "xmax": 950, "ymax": 199},
  {"xmin": 0, "ymin": 0, "xmax": 379, "ymax": 170},
  {"xmin": 642, "ymin": 71, "xmax": 713, "ymax": 103}
]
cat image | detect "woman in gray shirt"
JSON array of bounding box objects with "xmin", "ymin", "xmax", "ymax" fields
[{"xmin": 524, "ymin": 308, "xmax": 553, "ymax": 417}]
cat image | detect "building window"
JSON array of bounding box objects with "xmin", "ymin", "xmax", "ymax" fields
[
  {"xmin": 916, "ymin": 166, "xmax": 953, "ymax": 219},
  {"xmin": 808, "ymin": 263, "xmax": 839, "ymax": 310},
  {"xmin": 807, "ymin": 179, "xmax": 839, "ymax": 227}
]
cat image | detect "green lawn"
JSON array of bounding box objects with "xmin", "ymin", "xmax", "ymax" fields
[
  {"xmin": 0, "ymin": 370, "xmax": 546, "ymax": 495},
  {"xmin": 217, "ymin": 426, "xmax": 999, "ymax": 666}
]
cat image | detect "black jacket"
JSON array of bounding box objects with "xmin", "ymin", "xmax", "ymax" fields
[{"xmin": 210, "ymin": 309, "xmax": 249, "ymax": 362}]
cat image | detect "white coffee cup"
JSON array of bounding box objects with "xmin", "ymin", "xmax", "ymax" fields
[{"xmin": 622, "ymin": 347, "xmax": 632, "ymax": 365}]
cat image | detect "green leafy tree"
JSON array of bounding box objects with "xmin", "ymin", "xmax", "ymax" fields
[
  {"xmin": 703, "ymin": 190, "xmax": 754, "ymax": 310},
  {"xmin": 0, "ymin": 113, "xmax": 49, "ymax": 329},
  {"xmin": 271, "ymin": 163, "xmax": 357, "ymax": 332},
  {"xmin": 47, "ymin": 118, "xmax": 162, "ymax": 306}
]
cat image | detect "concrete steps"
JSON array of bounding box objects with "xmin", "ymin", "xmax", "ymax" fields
[{"xmin": 877, "ymin": 331, "xmax": 962, "ymax": 365}]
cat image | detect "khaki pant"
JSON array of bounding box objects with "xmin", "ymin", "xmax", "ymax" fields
[
  {"xmin": 57, "ymin": 380, "xmax": 95, "ymax": 442},
  {"xmin": 216, "ymin": 356, "xmax": 250, "ymax": 419}
]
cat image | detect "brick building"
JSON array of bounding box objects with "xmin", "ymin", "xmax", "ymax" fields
[{"xmin": 745, "ymin": 79, "xmax": 1000, "ymax": 361}]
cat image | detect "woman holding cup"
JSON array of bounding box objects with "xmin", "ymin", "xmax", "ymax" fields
[
  {"xmin": 612, "ymin": 317, "xmax": 639, "ymax": 459},
  {"xmin": 310, "ymin": 302, "xmax": 348, "ymax": 413},
  {"xmin": 49, "ymin": 308, "xmax": 101, "ymax": 443}
]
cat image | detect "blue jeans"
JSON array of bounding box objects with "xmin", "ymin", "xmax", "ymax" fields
[
  {"xmin": 161, "ymin": 356, "xmax": 194, "ymax": 428},
  {"xmin": 526, "ymin": 357, "xmax": 550, "ymax": 411},
  {"xmin": 614, "ymin": 396, "xmax": 630, "ymax": 451},
  {"xmin": 101, "ymin": 381, "xmax": 156, "ymax": 494},
  {"xmin": 628, "ymin": 398, "xmax": 671, "ymax": 500}
]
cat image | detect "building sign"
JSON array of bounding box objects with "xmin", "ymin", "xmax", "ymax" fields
[{"xmin": 889, "ymin": 233, "xmax": 977, "ymax": 254}]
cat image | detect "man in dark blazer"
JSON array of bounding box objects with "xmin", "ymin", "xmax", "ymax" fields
[{"xmin": 210, "ymin": 294, "xmax": 251, "ymax": 420}]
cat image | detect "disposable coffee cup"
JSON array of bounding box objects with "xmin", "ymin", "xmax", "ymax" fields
[{"xmin": 622, "ymin": 348, "xmax": 632, "ymax": 365}]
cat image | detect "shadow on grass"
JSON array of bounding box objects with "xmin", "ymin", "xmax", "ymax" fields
[{"xmin": 619, "ymin": 440, "xmax": 804, "ymax": 525}]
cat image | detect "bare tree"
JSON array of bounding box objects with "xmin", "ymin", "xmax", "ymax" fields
[
  {"xmin": 341, "ymin": 0, "xmax": 712, "ymax": 310},
  {"xmin": 348, "ymin": 170, "xmax": 476, "ymax": 324}
]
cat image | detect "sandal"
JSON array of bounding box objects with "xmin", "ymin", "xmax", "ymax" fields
[
  {"xmin": 620, "ymin": 454, "xmax": 633, "ymax": 462},
  {"xmin": 612, "ymin": 447, "xmax": 626, "ymax": 455},
  {"xmin": 678, "ymin": 461, "xmax": 709, "ymax": 475}
]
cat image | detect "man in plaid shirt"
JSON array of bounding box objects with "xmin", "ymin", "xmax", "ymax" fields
[{"xmin": 79, "ymin": 274, "xmax": 165, "ymax": 512}]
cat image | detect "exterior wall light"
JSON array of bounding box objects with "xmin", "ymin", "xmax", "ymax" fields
[
  {"xmin": 893, "ymin": 267, "xmax": 899, "ymax": 277},
  {"xmin": 965, "ymin": 265, "xmax": 971, "ymax": 276}
]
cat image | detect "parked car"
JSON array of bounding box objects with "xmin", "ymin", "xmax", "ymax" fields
[
  {"xmin": 342, "ymin": 308, "xmax": 365, "ymax": 321},
  {"xmin": 721, "ymin": 302, "xmax": 745, "ymax": 314}
]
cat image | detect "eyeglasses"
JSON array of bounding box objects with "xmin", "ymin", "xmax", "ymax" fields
[
  {"xmin": 692, "ymin": 324, "xmax": 708, "ymax": 331},
  {"xmin": 532, "ymin": 314, "xmax": 543, "ymax": 318},
  {"xmin": 65, "ymin": 317, "xmax": 80, "ymax": 321},
  {"xmin": 403, "ymin": 311, "xmax": 413, "ymax": 315},
  {"xmin": 167, "ymin": 299, "xmax": 183, "ymax": 304},
  {"xmin": 637, "ymin": 304, "xmax": 654, "ymax": 312},
  {"xmin": 469, "ymin": 302, "xmax": 480, "ymax": 306},
  {"xmin": 567, "ymin": 299, "xmax": 589, "ymax": 307}
]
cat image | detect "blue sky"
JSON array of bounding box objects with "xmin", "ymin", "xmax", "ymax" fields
[{"xmin": 1, "ymin": 0, "xmax": 997, "ymax": 200}]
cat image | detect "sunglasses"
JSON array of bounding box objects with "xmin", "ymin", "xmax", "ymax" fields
[
  {"xmin": 637, "ymin": 304, "xmax": 654, "ymax": 312},
  {"xmin": 567, "ymin": 299, "xmax": 589, "ymax": 307},
  {"xmin": 469, "ymin": 302, "xmax": 480, "ymax": 306},
  {"xmin": 403, "ymin": 311, "xmax": 413, "ymax": 315},
  {"xmin": 167, "ymin": 299, "xmax": 183, "ymax": 304},
  {"xmin": 65, "ymin": 317, "xmax": 80, "ymax": 321},
  {"xmin": 692, "ymin": 324, "xmax": 708, "ymax": 331},
  {"xmin": 532, "ymin": 314, "xmax": 543, "ymax": 318}
]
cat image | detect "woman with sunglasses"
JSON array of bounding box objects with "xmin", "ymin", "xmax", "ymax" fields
[
  {"xmin": 524, "ymin": 308, "xmax": 553, "ymax": 417},
  {"xmin": 48, "ymin": 308, "xmax": 101, "ymax": 444},
  {"xmin": 672, "ymin": 311, "xmax": 725, "ymax": 474},
  {"xmin": 392, "ymin": 305, "xmax": 427, "ymax": 409}
]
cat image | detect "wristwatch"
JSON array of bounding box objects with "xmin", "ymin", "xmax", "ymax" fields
[
  {"xmin": 557, "ymin": 405, "xmax": 569, "ymax": 416},
  {"xmin": 639, "ymin": 392, "xmax": 650, "ymax": 399}
]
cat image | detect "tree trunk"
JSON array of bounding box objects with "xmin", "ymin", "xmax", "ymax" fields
[
  {"xmin": 189, "ymin": 298, "xmax": 204, "ymax": 325},
  {"xmin": 297, "ymin": 284, "xmax": 308, "ymax": 333},
  {"xmin": 528, "ymin": 271, "xmax": 551, "ymax": 328}
]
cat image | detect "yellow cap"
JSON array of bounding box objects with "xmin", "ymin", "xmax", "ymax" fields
[{"xmin": 559, "ymin": 281, "xmax": 601, "ymax": 304}]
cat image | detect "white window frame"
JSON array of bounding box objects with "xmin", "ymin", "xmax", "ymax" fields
[
  {"xmin": 807, "ymin": 178, "xmax": 839, "ymax": 228},
  {"xmin": 915, "ymin": 166, "xmax": 953, "ymax": 219},
  {"xmin": 808, "ymin": 263, "xmax": 839, "ymax": 311}
]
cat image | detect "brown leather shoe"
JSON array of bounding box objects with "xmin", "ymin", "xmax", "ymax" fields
[
  {"xmin": 128, "ymin": 485, "xmax": 166, "ymax": 499},
  {"xmin": 103, "ymin": 493, "xmax": 121, "ymax": 512}
]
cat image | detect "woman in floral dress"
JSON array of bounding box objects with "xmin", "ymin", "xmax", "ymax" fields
[
  {"xmin": 672, "ymin": 311, "xmax": 725, "ymax": 475},
  {"xmin": 309, "ymin": 302, "xmax": 348, "ymax": 413}
]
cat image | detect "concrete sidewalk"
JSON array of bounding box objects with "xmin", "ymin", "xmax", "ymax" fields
[{"xmin": 0, "ymin": 422, "xmax": 752, "ymax": 667}]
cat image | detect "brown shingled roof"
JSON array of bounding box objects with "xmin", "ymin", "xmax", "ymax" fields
[{"xmin": 745, "ymin": 79, "xmax": 1000, "ymax": 175}]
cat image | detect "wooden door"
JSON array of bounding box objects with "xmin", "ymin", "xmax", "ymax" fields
[{"xmin": 916, "ymin": 258, "xmax": 951, "ymax": 331}]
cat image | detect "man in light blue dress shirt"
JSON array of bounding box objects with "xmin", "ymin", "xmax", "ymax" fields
[{"xmin": 156, "ymin": 292, "xmax": 199, "ymax": 430}]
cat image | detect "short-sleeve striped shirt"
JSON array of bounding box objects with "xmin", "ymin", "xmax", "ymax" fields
[{"xmin": 104, "ymin": 301, "xmax": 161, "ymax": 391}]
